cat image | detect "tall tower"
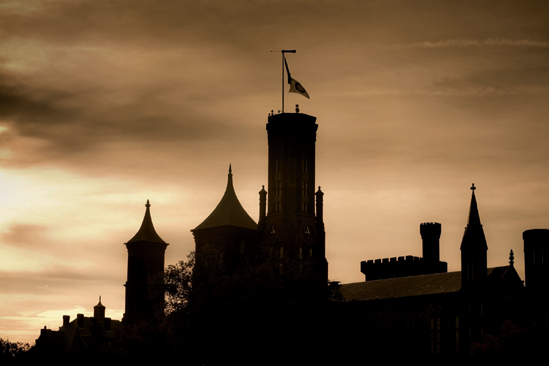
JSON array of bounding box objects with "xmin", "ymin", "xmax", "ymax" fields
[
  {"xmin": 259, "ymin": 110, "xmax": 327, "ymax": 284},
  {"xmin": 460, "ymin": 184, "xmax": 488, "ymax": 289},
  {"xmin": 123, "ymin": 200, "xmax": 168, "ymax": 323}
]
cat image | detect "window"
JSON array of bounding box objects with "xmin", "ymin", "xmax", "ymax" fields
[{"xmin": 301, "ymin": 182, "xmax": 309, "ymax": 213}]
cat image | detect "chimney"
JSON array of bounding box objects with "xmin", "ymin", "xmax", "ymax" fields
[{"xmin": 77, "ymin": 313, "xmax": 84, "ymax": 328}]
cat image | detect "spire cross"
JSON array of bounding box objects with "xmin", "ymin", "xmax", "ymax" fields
[
  {"xmin": 471, "ymin": 183, "xmax": 476, "ymax": 193},
  {"xmin": 145, "ymin": 199, "xmax": 150, "ymax": 209}
]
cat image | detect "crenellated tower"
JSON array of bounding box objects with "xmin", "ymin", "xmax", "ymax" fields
[
  {"xmin": 259, "ymin": 109, "xmax": 327, "ymax": 284},
  {"xmin": 123, "ymin": 200, "xmax": 168, "ymax": 323},
  {"xmin": 420, "ymin": 222, "xmax": 441, "ymax": 262}
]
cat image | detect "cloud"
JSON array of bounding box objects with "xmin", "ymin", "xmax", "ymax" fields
[
  {"xmin": 0, "ymin": 224, "xmax": 49, "ymax": 249},
  {"xmin": 391, "ymin": 38, "xmax": 549, "ymax": 49}
]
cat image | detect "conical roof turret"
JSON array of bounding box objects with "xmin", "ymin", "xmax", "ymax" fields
[
  {"xmin": 126, "ymin": 200, "xmax": 167, "ymax": 244},
  {"xmin": 460, "ymin": 183, "xmax": 488, "ymax": 251},
  {"xmin": 193, "ymin": 165, "xmax": 257, "ymax": 231}
]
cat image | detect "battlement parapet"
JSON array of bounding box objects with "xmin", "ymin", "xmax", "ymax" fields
[
  {"xmin": 367, "ymin": 256, "xmax": 421, "ymax": 266},
  {"xmin": 361, "ymin": 254, "xmax": 447, "ymax": 281}
]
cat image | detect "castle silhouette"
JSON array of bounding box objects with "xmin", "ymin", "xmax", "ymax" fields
[{"xmin": 37, "ymin": 108, "xmax": 549, "ymax": 357}]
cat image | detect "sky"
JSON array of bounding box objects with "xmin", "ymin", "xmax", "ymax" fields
[{"xmin": 1, "ymin": 0, "xmax": 549, "ymax": 344}]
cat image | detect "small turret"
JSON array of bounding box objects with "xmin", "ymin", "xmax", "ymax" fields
[
  {"xmin": 259, "ymin": 185, "xmax": 267, "ymax": 233},
  {"xmin": 315, "ymin": 186, "xmax": 324, "ymax": 225},
  {"xmin": 94, "ymin": 296, "xmax": 105, "ymax": 321}
]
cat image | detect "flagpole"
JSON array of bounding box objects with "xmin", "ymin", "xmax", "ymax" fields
[
  {"xmin": 282, "ymin": 54, "xmax": 285, "ymax": 113},
  {"xmin": 272, "ymin": 49, "xmax": 296, "ymax": 113}
]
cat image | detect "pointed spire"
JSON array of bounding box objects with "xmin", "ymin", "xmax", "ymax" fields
[
  {"xmin": 126, "ymin": 200, "xmax": 167, "ymax": 244},
  {"xmin": 461, "ymin": 184, "xmax": 487, "ymax": 250},
  {"xmin": 460, "ymin": 184, "xmax": 488, "ymax": 288},
  {"xmin": 193, "ymin": 166, "xmax": 257, "ymax": 231},
  {"xmin": 467, "ymin": 183, "xmax": 481, "ymax": 227},
  {"xmin": 509, "ymin": 249, "xmax": 515, "ymax": 266}
]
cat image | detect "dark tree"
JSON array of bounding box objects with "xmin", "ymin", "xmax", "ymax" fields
[{"xmin": 0, "ymin": 338, "xmax": 32, "ymax": 364}]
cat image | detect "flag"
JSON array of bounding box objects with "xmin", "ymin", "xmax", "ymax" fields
[{"xmin": 284, "ymin": 56, "xmax": 310, "ymax": 99}]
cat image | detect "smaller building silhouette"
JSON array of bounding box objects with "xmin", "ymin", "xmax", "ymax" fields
[
  {"xmin": 35, "ymin": 297, "xmax": 122, "ymax": 354},
  {"xmin": 340, "ymin": 185, "xmax": 525, "ymax": 356}
]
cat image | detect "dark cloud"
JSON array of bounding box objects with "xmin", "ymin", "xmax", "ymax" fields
[
  {"xmin": 2, "ymin": 0, "xmax": 545, "ymax": 55},
  {"xmin": 1, "ymin": 0, "xmax": 547, "ymax": 180}
]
